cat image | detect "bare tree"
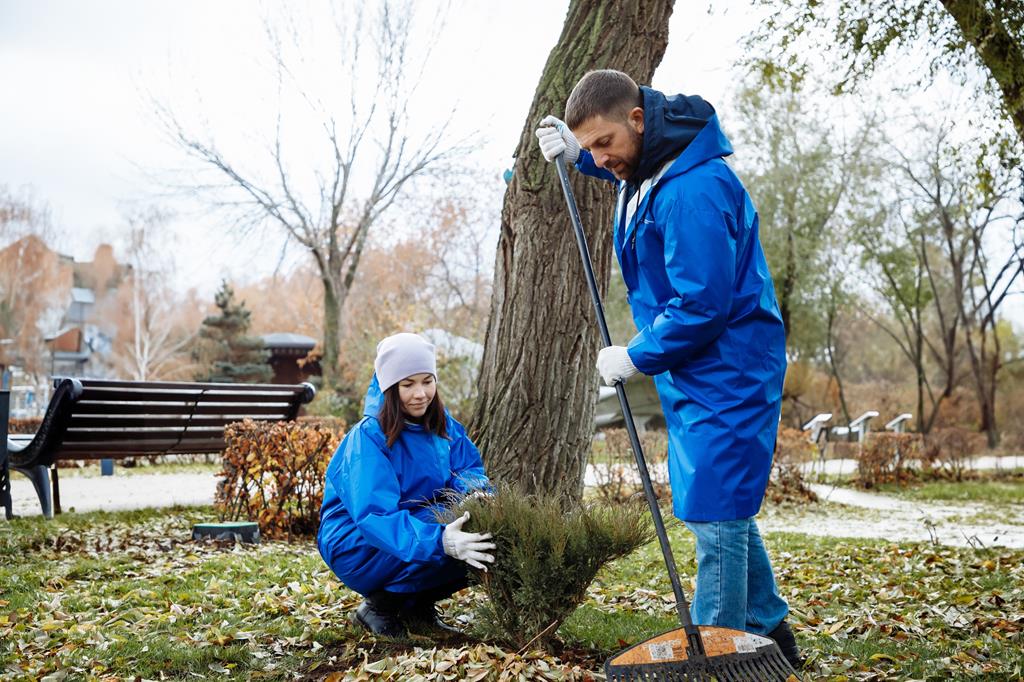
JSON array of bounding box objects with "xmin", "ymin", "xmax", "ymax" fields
[
  {"xmin": 880, "ymin": 119, "xmax": 1024, "ymax": 442},
  {"xmin": 958, "ymin": 173, "xmax": 1023, "ymax": 446},
  {"xmin": 858, "ymin": 204, "xmax": 941, "ymax": 433},
  {"xmin": 157, "ymin": 0, "xmax": 464, "ymax": 388},
  {"xmin": 115, "ymin": 209, "xmax": 195, "ymax": 381}
]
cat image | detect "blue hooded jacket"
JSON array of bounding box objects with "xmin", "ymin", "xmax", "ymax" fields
[
  {"xmin": 576, "ymin": 87, "xmax": 786, "ymax": 522},
  {"xmin": 316, "ymin": 376, "xmax": 489, "ymax": 593}
]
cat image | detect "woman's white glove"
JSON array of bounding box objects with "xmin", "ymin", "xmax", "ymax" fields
[
  {"xmin": 596, "ymin": 345, "xmax": 639, "ymax": 385},
  {"xmin": 535, "ymin": 115, "xmax": 581, "ymax": 164},
  {"xmin": 442, "ymin": 511, "xmax": 496, "ymax": 571}
]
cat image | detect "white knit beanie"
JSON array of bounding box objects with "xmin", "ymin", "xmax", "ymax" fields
[{"xmin": 374, "ymin": 333, "xmax": 437, "ymax": 392}]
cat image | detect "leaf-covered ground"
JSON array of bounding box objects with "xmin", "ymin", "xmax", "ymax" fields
[{"xmin": 2, "ymin": 504, "xmax": 1023, "ymax": 681}]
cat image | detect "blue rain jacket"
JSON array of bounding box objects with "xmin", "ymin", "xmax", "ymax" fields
[
  {"xmin": 316, "ymin": 376, "xmax": 489, "ymax": 594},
  {"xmin": 576, "ymin": 87, "xmax": 786, "ymax": 522}
]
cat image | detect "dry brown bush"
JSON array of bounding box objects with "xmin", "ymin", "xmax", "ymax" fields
[
  {"xmin": 857, "ymin": 433, "xmax": 924, "ymax": 488},
  {"xmin": 216, "ymin": 417, "xmax": 344, "ymax": 539},
  {"xmin": 591, "ymin": 428, "xmax": 669, "ymax": 504},
  {"xmin": 767, "ymin": 427, "xmax": 818, "ymax": 504}
]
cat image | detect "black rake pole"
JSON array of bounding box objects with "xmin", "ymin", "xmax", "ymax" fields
[{"xmin": 554, "ymin": 154, "xmax": 707, "ymax": 660}]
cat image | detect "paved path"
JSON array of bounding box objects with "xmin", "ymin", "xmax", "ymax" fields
[
  {"xmin": 8, "ymin": 471, "xmax": 217, "ymax": 517},
  {"xmin": 758, "ymin": 482, "xmax": 1024, "ymax": 549},
  {"xmin": 798, "ymin": 453, "xmax": 1024, "ymax": 478}
]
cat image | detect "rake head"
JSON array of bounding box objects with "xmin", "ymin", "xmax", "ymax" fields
[{"xmin": 605, "ymin": 626, "xmax": 797, "ymax": 682}]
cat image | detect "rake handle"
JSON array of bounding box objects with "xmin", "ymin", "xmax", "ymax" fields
[{"xmin": 554, "ymin": 155, "xmax": 705, "ymax": 656}]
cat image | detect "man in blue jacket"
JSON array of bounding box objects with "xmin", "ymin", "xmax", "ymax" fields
[{"xmin": 536, "ymin": 69, "xmax": 801, "ymax": 668}]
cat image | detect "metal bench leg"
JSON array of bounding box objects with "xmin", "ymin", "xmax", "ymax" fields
[
  {"xmin": 0, "ymin": 389, "xmax": 10, "ymax": 520},
  {"xmin": 13, "ymin": 465, "xmax": 53, "ymax": 519},
  {"xmin": 1, "ymin": 452, "xmax": 11, "ymax": 521},
  {"xmin": 51, "ymin": 465, "xmax": 61, "ymax": 515}
]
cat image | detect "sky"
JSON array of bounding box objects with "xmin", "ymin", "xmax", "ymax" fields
[
  {"xmin": 1, "ymin": 0, "xmax": 1021, "ymax": 328},
  {"xmin": 0, "ymin": 1, "xmax": 757, "ymax": 284}
]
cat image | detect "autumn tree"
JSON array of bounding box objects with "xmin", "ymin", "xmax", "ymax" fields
[
  {"xmin": 160, "ymin": 0, "xmax": 463, "ymax": 389},
  {"xmin": 856, "ymin": 118, "xmax": 1023, "ymax": 442},
  {"xmin": 0, "ymin": 187, "xmax": 68, "ymax": 378},
  {"xmin": 334, "ymin": 193, "xmax": 494, "ymax": 421},
  {"xmin": 471, "ymin": 0, "xmax": 676, "ymax": 500},
  {"xmin": 112, "ymin": 208, "xmax": 196, "ymax": 381},
  {"xmin": 745, "ymin": 1, "xmax": 1024, "ymax": 145},
  {"xmin": 730, "ymin": 80, "xmax": 877, "ymax": 356},
  {"xmin": 901, "ymin": 123, "xmax": 1023, "ymax": 445}
]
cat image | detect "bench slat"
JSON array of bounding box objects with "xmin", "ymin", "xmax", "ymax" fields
[
  {"xmin": 62, "ymin": 430, "xmax": 187, "ymax": 442},
  {"xmin": 78, "ymin": 387, "xmax": 303, "ymax": 403},
  {"xmin": 71, "ymin": 402, "xmax": 293, "ymax": 416},
  {"xmin": 68, "ymin": 415, "xmax": 285, "ymax": 428},
  {"xmin": 76, "ymin": 379, "xmax": 310, "ymax": 392},
  {"xmin": 54, "ymin": 439, "xmax": 228, "ymax": 457},
  {"xmin": 56, "ymin": 440, "xmax": 184, "ymax": 451}
]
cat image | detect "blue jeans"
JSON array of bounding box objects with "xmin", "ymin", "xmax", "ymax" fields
[{"xmin": 684, "ymin": 518, "xmax": 788, "ymax": 635}]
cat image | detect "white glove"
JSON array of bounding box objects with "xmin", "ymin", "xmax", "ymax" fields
[
  {"xmin": 596, "ymin": 345, "xmax": 639, "ymax": 385},
  {"xmin": 535, "ymin": 115, "xmax": 580, "ymax": 164},
  {"xmin": 442, "ymin": 512, "xmax": 496, "ymax": 571}
]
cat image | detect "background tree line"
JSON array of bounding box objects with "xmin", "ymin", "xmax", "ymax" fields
[{"xmin": 2, "ymin": 0, "xmax": 1022, "ymax": 502}]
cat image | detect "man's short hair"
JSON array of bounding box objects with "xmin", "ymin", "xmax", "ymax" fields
[{"xmin": 564, "ymin": 70, "xmax": 642, "ymax": 130}]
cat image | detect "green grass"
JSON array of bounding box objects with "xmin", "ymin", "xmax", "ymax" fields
[
  {"xmin": 812, "ymin": 468, "xmax": 1024, "ymax": 506},
  {"xmin": 2, "ymin": 505, "xmax": 1023, "ymax": 681},
  {"xmin": 873, "ymin": 474, "xmax": 1024, "ymax": 505}
]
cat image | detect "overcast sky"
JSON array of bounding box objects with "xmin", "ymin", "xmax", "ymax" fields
[
  {"xmin": 0, "ymin": 1, "xmax": 758, "ymax": 282},
  {"xmin": 1, "ymin": 0, "xmax": 1021, "ymax": 328}
]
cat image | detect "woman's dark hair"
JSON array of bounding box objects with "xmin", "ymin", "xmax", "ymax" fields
[{"xmin": 379, "ymin": 380, "xmax": 448, "ymax": 447}]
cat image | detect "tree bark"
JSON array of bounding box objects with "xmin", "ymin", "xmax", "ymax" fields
[
  {"xmin": 322, "ymin": 277, "xmax": 342, "ymax": 385},
  {"xmin": 471, "ymin": 0, "xmax": 675, "ymax": 500}
]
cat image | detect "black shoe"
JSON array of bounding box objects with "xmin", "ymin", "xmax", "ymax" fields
[
  {"xmin": 351, "ymin": 600, "xmax": 406, "ymax": 638},
  {"xmin": 768, "ymin": 620, "xmax": 804, "ymax": 670},
  {"xmin": 404, "ymin": 602, "xmax": 461, "ymax": 635}
]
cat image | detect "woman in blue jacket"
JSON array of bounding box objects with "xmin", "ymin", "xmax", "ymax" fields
[{"xmin": 317, "ymin": 332, "xmax": 495, "ymax": 637}]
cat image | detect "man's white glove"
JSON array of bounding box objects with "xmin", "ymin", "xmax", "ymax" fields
[
  {"xmin": 596, "ymin": 345, "xmax": 639, "ymax": 385},
  {"xmin": 442, "ymin": 511, "xmax": 496, "ymax": 571},
  {"xmin": 535, "ymin": 115, "xmax": 580, "ymax": 164}
]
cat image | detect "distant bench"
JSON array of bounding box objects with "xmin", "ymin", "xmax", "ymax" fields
[{"xmin": 1, "ymin": 377, "xmax": 316, "ymax": 519}]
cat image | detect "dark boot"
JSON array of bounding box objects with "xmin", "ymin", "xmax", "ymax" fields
[
  {"xmin": 404, "ymin": 578, "xmax": 468, "ymax": 634},
  {"xmin": 404, "ymin": 600, "xmax": 461, "ymax": 634},
  {"xmin": 768, "ymin": 620, "xmax": 804, "ymax": 670},
  {"xmin": 351, "ymin": 598, "xmax": 406, "ymax": 638}
]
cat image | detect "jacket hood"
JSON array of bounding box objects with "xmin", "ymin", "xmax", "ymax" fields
[
  {"xmin": 363, "ymin": 374, "xmax": 383, "ymax": 418},
  {"xmin": 632, "ymin": 86, "xmax": 724, "ymax": 184}
]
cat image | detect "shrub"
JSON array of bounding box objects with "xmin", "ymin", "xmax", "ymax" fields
[
  {"xmin": 1000, "ymin": 428, "xmax": 1024, "ymax": 457},
  {"xmin": 857, "ymin": 433, "xmax": 924, "ymax": 488},
  {"xmin": 216, "ymin": 418, "xmax": 344, "ymax": 539},
  {"xmin": 921, "ymin": 427, "xmax": 987, "ymax": 481},
  {"xmin": 7, "ymin": 417, "xmax": 42, "ymax": 434},
  {"xmin": 592, "ymin": 428, "xmax": 669, "ymax": 504},
  {"xmin": 767, "ymin": 427, "xmax": 817, "ymax": 504},
  {"xmin": 443, "ymin": 487, "xmax": 653, "ymax": 651}
]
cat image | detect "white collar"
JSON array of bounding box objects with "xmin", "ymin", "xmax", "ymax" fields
[{"xmin": 620, "ymin": 154, "xmax": 680, "ymax": 228}]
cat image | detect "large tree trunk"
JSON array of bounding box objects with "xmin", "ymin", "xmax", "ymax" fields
[
  {"xmin": 322, "ymin": 277, "xmax": 342, "ymax": 388},
  {"xmin": 471, "ymin": 0, "xmax": 675, "ymax": 500}
]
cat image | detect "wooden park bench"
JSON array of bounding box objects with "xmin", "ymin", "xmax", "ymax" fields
[{"xmin": 1, "ymin": 377, "xmax": 316, "ymax": 520}]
